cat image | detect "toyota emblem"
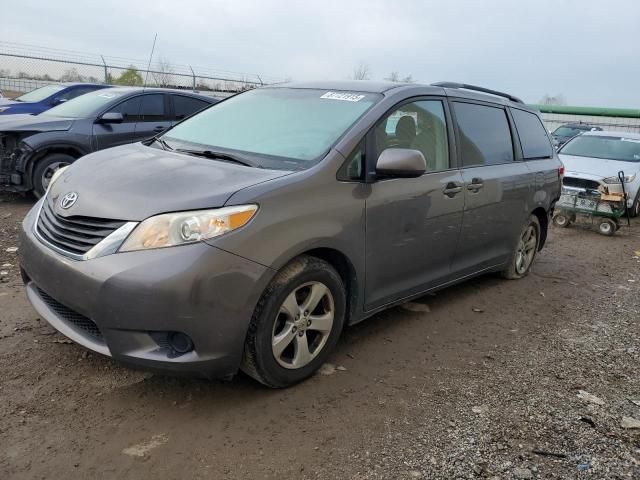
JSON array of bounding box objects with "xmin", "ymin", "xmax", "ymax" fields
[{"xmin": 60, "ymin": 192, "xmax": 78, "ymax": 209}]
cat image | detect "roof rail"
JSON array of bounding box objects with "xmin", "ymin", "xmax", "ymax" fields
[{"xmin": 431, "ymin": 82, "xmax": 524, "ymax": 104}]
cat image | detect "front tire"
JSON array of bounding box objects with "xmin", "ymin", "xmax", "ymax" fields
[
  {"xmin": 241, "ymin": 255, "xmax": 346, "ymax": 388},
  {"xmin": 501, "ymin": 215, "xmax": 541, "ymax": 280},
  {"xmin": 32, "ymin": 153, "xmax": 74, "ymax": 198},
  {"xmin": 628, "ymin": 192, "xmax": 640, "ymax": 218}
]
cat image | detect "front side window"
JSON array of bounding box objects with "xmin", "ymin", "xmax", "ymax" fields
[
  {"xmin": 560, "ymin": 135, "xmax": 640, "ymax": 162},
  {"xmin": 163, "ymin": 88, "xmax": 381, "ymax": 168},
  {"xmin": 109, "ymin": 94, "xmax": 166, "ymax": 122},
  {"xmin": 511, "ymin": 108, "xmax": 553, "ymax": 159},
  {"xmin": 453, "ymin": 102, "xmax": 514, "ymax": 167},
  {"xmin": 374, "ymin": 100, "xmax": 450, "ymax": 172}
]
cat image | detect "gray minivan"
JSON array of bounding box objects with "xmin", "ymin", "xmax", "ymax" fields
[{"xmin": 19, "ymin": 81, "xmax": 562, "ymax": 387}]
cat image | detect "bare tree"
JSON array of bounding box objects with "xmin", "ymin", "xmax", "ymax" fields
[
  {"xmin": 352, "ymin": 62, "xmax": 371, "ymax": 80},
  {"xmin": 60, "ymin": 68, "xmax": 83, "ymax": 82},
  {"xmin": 385, "ymin": 71, "xmax": 400, "ymax": 82},
  {"xmin": 539, "ymin": 93, "xmax": 566, "ymax": 105},
  {"xmin": 152, "ymin": 57, "xmax": 174, "ymax": 88},
  {"xmin": 385, "ymin": 72, "xmax": 414, "ymax": 83}
]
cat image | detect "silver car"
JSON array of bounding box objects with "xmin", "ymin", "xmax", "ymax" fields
[
  {"xmin": 19, "ymin": 81, "xmax": 562, "ymax": 387},
  {"xmin": 559, "ymin": 131, "xmax": 640, "ymax": 217}
]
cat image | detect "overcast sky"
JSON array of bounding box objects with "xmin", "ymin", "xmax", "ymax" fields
[{"xmin": 2, "ymin": 0, "xmax": 639, "ymax": 107}]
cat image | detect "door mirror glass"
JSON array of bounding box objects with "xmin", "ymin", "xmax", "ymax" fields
[
  {"xmin": 98, "ymin": 112, "xmax": 124, "ymax": 124},
  {"xmin": 376, "ymin": 148, "xmax": 426, "ymax": 177}
]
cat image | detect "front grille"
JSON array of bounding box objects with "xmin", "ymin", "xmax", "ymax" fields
[
  {"xmin": 36, "ymin": 287, "xmax": 104, "ymax": 342},
  {"xmin": 563, "ymin": 176, "xmax": 601, "ymax": 191},
  {"xmin": 36, "ymin": 200, "xmax": 126, "ymax": 256}
]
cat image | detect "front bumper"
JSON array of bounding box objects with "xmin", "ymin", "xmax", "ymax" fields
[
  {"xmin": 563, "ymin": 174, "xmax": 639, "ymax": 208},
  {"xmin": 19, "ymin": 203, "xmax": 274, "ymax": 379}
]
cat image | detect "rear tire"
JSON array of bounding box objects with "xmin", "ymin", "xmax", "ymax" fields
[
  {"xmin": 628, "ymin": 192, "xmax": 640, "ymax": 218},
  {"xmin": 32, "ymin": 153, "xmax": 74, "ymax": 198},
  {"xmin": 553, "ymin": 213, "xmax": 571, "ymax": 228},
  {"xmin": 598, "ymin": 219, "xmax": 616, "ymax": 236},
  {"xmin": 241, "ymin": 255, "xmax": 346, "ymax": 388},
  {"xmin": 501, "ymin": 215, "xmax": 541, "ymax": 280}
]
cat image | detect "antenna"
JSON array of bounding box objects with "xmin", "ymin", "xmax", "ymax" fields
[
  {"xmin": 142, "ymin": 33, "xmax": 158, "ymax": 91},
  {"xmin": 134, "ymin": 33, "xmax": 158, "ymax": 138}
]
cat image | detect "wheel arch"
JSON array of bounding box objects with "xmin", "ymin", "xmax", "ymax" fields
[
  {"xmin": 24, "ymin": 144, "xmax": 87, "ymax": 188},
  {"xmin": 531, "ymin": 206, "xmax": 548, "ymax": 250},
  {"xmin": 291, "ymin": 247, "xmax": 359, "ymax": 326}
]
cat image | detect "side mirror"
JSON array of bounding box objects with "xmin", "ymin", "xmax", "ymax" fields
[
  {"xmin": 97, "ymin": 112, "xmax": 124, "ymax": 124},
  {"xmin": 376, "ymin": 148, "xmax": 426, "ymax": 177}
]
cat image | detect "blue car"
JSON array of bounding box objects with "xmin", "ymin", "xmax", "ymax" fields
[{"xmin": 0, "ymin": 83, "xmax": 110, "ymax": 116}]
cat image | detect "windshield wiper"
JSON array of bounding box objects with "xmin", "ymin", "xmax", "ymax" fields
[
  {"xmin": 152, "ymin": 137, "xmax": 174, "ymax": 151},
  {"xmin": 175, "ymin": 148, "xmax": 258, "ymax": 167}
]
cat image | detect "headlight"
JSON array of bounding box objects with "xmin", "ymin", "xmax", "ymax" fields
[
  {"xmin": 119, "ymin": 205, "xmax": 258, "ymax": 252},
  {"xmin": 603, "ymin": 174, "xmax": 636, "ymax": 184}
]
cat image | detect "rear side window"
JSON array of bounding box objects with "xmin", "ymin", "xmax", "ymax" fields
[
  {"xmin": 172, "ymin": 95, "xmax": 209, "ymax": 120},
  {"xmin": 453, "ymin": 102, "xmax": 514, "ymax": 166},
  {"xmin": 139, "ymin": 94, "xmax": 166, "ymax": 121},
  {"xmin": 511, "ymin": 108, "xmax": 553, "ymax": 159}
]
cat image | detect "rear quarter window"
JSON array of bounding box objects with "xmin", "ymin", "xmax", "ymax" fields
[{"xmin": 511, "ymin": 108, "xmax": 553, "ymax": 159}]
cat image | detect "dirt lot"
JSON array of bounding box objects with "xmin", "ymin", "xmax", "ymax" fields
[{"xmin": 1, "ymin": 192, "xmax": 639, "ymax": 479}]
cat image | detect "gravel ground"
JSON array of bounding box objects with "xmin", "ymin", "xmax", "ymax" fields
[{"xmin": 0, "ymin": 192, "xmax": 639, "ymax": 479}]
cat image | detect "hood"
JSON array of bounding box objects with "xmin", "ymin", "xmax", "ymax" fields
[
  {"xmin": 559, "ymin": 153, "xmax": 640, "ymax": 178},
  {"xmin": 0, "ymin": 114, "xmax": 74, "ymax": 132},
  {"xmin": 48, "ymin": 143, "xmax": 293, "ymax": 220}
]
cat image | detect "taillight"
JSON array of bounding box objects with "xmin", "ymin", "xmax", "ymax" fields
[{"xmin": 558, "ymin": 165, "xmax": 565, "ymax": 179}]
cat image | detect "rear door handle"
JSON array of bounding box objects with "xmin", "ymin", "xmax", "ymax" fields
[
  {"xmin": 467, "ymin": 178, "xmax": 484, "ymax": 192},
  {"xmin": 443, "ymin": 182, "xmax": 463, "ymax": 198}
]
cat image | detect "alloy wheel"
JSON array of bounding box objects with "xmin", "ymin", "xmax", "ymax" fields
[
  {"xmin": 271, "ymin": 281, "xmax": 334, "ymax": 369},
  {"xmin": 41, "ymin": 161, "xmax": 70, "ymax": 191},
  {"xmin": 515, "ymin": 224, "xmax": 537, "ymax": 275}
]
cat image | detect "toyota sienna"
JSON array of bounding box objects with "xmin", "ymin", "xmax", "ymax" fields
[{"xmin": 19, "ymin": 81, "xmax": 562, "ymax": 387}]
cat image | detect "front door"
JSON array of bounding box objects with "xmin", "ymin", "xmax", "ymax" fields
[{"xmin": 365, "ymin": 99, "xmax": 464, "ymax": 310}]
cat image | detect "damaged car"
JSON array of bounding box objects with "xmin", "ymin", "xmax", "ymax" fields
[
  {"xmin": 0, "ymin": 87, "xmax": 216, "ymax": 196},
  {"xmin": 559, "ymin": 131, "xmax": 640, "ymax": 216}
]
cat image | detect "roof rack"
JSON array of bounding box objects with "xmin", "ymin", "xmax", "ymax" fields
[{"xmin": 431, "ymin": 82, "xmax": 524, "ymax": 104}]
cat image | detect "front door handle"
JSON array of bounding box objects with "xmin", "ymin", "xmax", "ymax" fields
[
  {"xmin": 153, "ymin": 126, "xmax": 166, "ymax": 132},
  {"xmin": 467, "ymin": 178, "xmax": 484, "ymax": 192},
  {"xmin": 443, "ymin": 182, "xmax": 463, "ymax": 198}
]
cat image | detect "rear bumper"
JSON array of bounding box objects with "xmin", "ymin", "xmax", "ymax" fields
[{"xmin": 19, "ymin": 203, "xmax": 275, "ymax": 379}]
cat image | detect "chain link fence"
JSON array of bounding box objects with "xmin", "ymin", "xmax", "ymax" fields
[
  {"xmin": 540, "ymin": 113, "xmax": 640, "ymax": 134},
  {"xmin": 0, "ymin": 41, "xmax": 285, "ymax": 99}
]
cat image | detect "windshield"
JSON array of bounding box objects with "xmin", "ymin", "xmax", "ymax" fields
[
  {"xmin": 41, "ymin": 89, "xmax": 126, "ymax": 119},
  {"xmin": 163, "ymin": 88, "xmax": 381, "ymax": 167},
  {"xmin": 15, "ymin": 85, "xmax": 64, "ymax": 103},
  {"xmin": 553, "ymin": 126, "xmax": 587, "ymax": 137},
  {"xmin": 560, "ymin": 135, "xmax": 640, "ymax": 162}
]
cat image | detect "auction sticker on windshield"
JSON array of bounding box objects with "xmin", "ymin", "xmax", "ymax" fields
[{"xmin": 320, "ymin": 92, "xmax": 366, "ymax": 102}]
